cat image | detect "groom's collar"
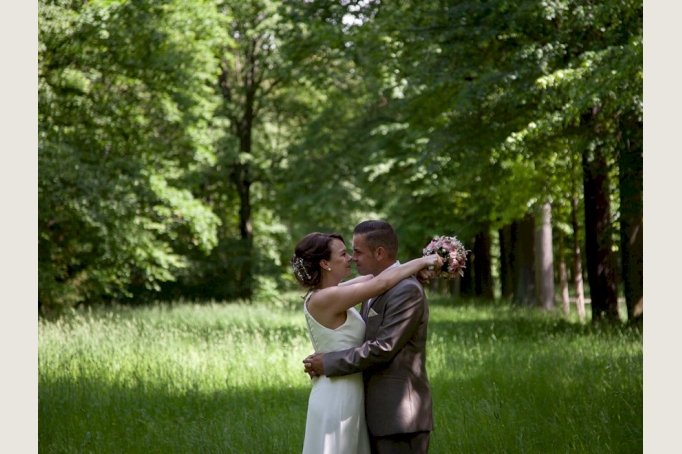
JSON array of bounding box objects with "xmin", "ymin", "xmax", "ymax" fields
[{"xmin": 381, "ymin": 260, "xmax": 400, "ymax": 273}]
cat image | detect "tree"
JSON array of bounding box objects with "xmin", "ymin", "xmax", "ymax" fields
[
  {"xmin": 283, "ymin": 0, "xmax": 641, "ymax": 321},
  {"xmin": 473, "ymin": 229, "xmax": 494, "ymax": 299},
  {"xmin": 513, "ymin": 214, "xmax": 537, "ymax": 307},
  {"xmin": 556, "ymin": 229, "xmax": 571, "ymax": 316},
  {"xmin": 581, "ymin": 113, "xmax": 620, "ymax": 322},
  {"xmin": 184, "ymin": 0, "xmax": 381, "ymax": 301},
  {"xmin": 38, "ymin": 0, "xmax": 226, "ymax": 311},
  {"xmin": 498, "ymin": 224, "xmax": 514, "ymax": 300},
  {"xmin": 618, "ymin": 117, "xmax": 643, "ymax": 324},
  {"xmin": 569, "ymin": 163, "xmax": 587, "ymax": 322},
  {"xmin": 534, "ymin": 202, "xmax": 556, "ymax": 310},
  {"xmin": 392, "ymin": 0, "xmax": 642, "ymax": 322},
  {"xmin": 528, "ymin": 0, "xmax": 642, "ymax": 322}
]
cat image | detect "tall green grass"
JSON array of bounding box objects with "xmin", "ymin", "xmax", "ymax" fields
[{"xmin": 39, "ymin": 295, "xmax": 642, "ymax": 453}]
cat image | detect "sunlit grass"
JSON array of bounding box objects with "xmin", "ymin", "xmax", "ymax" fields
[
  {"xmin": 39, "ymin": 302, "xmax": 313, "ymax": 453},
  {"xmin": 426, "ymin": 299, "xmax": 642, "ymax": 453},
  {"xmin": 39, "ymin": 295, "xmax": 642, "ymax": 453}
]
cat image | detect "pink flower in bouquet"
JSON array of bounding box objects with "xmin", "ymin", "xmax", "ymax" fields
[{"xmin": 422, "ymin": 235, "xmax": 469, "ymax": 279}]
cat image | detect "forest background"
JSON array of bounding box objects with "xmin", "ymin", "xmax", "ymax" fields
[{"xmin": 38, "ymin": 0, "xmax": 643, "ymax": 326}]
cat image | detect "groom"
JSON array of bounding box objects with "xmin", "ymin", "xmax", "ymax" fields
[{"xmin": 303, "ymin": 220, "xmax": 435, "ymax": 454}]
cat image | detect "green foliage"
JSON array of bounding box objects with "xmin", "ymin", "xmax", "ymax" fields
[
  {"xmin": 39, "ymin": 0, "xmax": 228, "ymax": 311},
  {"xmin": 39, "ymin": 300, "xmax": 642, "ymax": 452},
  {"xmin": 163, "ymin": 0, "xmax": 308, "ymax": 301},
  {"xmin": 38, "ymin": 0, "xmax": 642, "ymax": 306},
  {"xmin": 321, "ymin": 0, "xmax": 643, "ymax": 240}
]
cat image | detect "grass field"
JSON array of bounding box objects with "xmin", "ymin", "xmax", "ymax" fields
[{"xmin": 38, "ymin": 294, "xmax": 642, "ymax": 453}]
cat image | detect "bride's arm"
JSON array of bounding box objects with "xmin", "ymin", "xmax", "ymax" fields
[{"xmin": 309, "ymin": 255, "xmax": 441, "ymax": 315}]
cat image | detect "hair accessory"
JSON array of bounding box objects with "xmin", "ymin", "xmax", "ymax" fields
[{"xmin": 293, "ymin": 256, "xmax": 312, "ymax": 281}]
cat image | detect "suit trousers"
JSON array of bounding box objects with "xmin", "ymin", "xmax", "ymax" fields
[{"xmin": 370, "ymin": 431, "xmax": 430, "ymax": 454}]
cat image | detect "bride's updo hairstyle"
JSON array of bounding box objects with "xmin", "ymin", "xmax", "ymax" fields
[{"xmin": 291, "ymin": 232, "xmax": 345, "ymax": 289}]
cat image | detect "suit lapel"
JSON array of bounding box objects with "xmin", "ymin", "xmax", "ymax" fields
[
  {"xmin": 366, "ymin": 294, "xmax": 385, "ymax": 316},
  {"xmin": 361, "ymin": 299, "xmax": 370, "ymax": 320}
]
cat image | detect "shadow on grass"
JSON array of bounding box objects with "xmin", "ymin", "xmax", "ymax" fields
[
  {"xmin": 39, "ymin": 377, "xmax": 311, "ymax": 454},
  {"xmin": 428, "ymin": 350, "xmax": 643, "ymax": 454}
]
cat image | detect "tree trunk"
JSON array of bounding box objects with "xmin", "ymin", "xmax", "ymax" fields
[
  {"xmin": 619, "ymin": 119, "xmax": 643, "ymax": 325},
  {"xmin": 557, "ymin": 230, "xmax": 570, "ymax": 317},
  {"xmin": 220, "ymin": 50, "xmax": 257, "ymax": 302},
  {"xmin": 534, "ymin": 202, "xmax": 556, "ymax": 310},
  {"xmin": 460, "ymin": 236, "xmax": 474, "ymax": 297},
  {"xmin": 233, "ymin": 101, "xmax": 255, "ymax": 300},
  {"xmin": 473, "ymin": 229, "xmax": 494, "ymax": 299},
  {"xmin": 510, "ymin": 221, "xmax": 519, "ymax": 302},
  {"xmin": 571, "ymin": 192, "xmax": 586, "ymax": 322},
  {"xmin": 429, "ymin": 277, "xmax": 439, "ymax": 294},
  {"xmin": 449, "ymin": 275, "xmax": 461, "ymax": 300},
  {"xmin": 513, "ymin": 214, "xmax": 536, "ymax": 307},
  {"xmin": 232, "ymin": 160, "xmax": 254, "ymax": 301},
  {"xmin": 582, "ymin": 141, "xmax": 620, "ymax": 323},
  {"xmin": 498, "ymin": 225, "xmax": 514, "ymax": 300}
]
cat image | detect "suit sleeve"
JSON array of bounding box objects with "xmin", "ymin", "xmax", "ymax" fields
[{"xmin": 322, "ymin": 278, "xmax": 424, "ymax": 377}]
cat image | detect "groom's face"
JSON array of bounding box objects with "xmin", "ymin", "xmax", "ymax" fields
[{"xmin": 351, "ymin": 234, "xmax": 381, "ymax": 276}]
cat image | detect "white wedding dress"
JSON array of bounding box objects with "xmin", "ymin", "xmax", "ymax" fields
[{"xmin": 302, "ymin": 292, "xmax": 370, "ymax": 454}]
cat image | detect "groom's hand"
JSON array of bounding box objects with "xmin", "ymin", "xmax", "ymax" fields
[
  {"xmin": 417, "ymin": 269, "xmax": 435, "ymax": 284},
  {"xmin": 303, "ymin": 353, "xmax": 325, "ymax": 378}
]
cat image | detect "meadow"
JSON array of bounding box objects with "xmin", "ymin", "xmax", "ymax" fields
[{"xmin": 38, "ymin": 294, "xmax": 642, "ymax": 453}]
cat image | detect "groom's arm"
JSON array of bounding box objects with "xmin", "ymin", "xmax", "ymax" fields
[{"xmin": 321, "ymin": 278, "xmax": 425, "ymax": 377}]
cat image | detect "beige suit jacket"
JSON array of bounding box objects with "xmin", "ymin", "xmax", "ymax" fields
[{"xmin": 322, "ymin": 276, "xmax": 434, "ymax": 437}]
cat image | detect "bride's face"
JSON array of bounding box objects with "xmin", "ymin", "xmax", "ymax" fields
[{"xmin": 325, "ymin": 238, "xmax": 352, "ymax": 280}]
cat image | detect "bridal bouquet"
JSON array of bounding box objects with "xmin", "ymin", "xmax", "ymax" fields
[{"xmin": 422, "ymin": 235, "xmax": 469, "ymax": 279}]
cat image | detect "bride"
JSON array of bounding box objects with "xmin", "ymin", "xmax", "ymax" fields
[{"xmin": 291, "ymin": 232, "xmax": 441, "ymax": 454}]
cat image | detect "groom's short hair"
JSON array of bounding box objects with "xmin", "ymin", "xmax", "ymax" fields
[{"xmin": 353, "ymin": 220, "xmax": 398, "ymax": 261}]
